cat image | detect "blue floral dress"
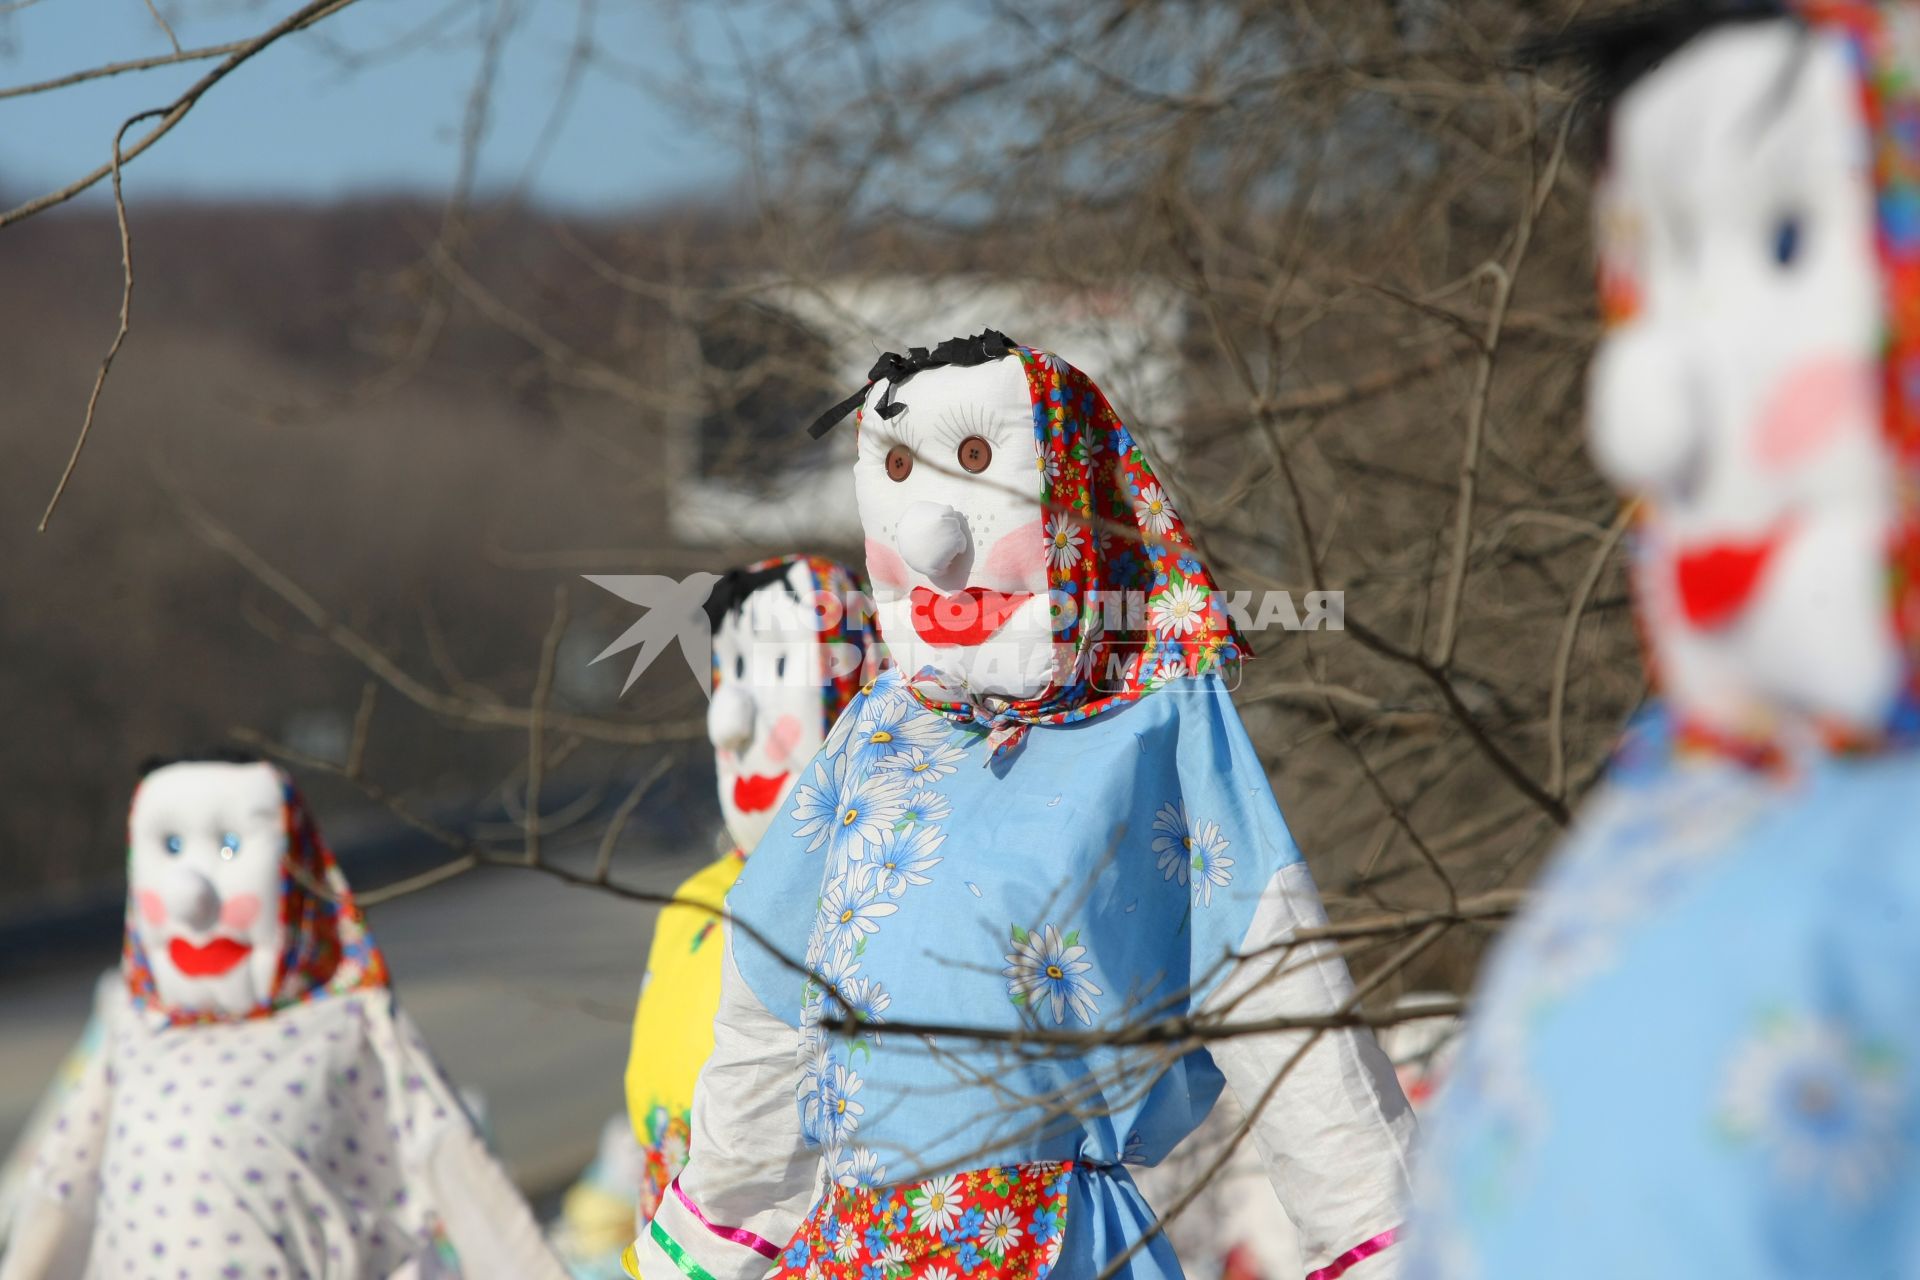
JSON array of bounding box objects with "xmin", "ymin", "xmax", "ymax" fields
[
  {"xmin": 1407, "ymin": 711, "xmax": 1920, "ymax": 1277},
  {"xmin": 631, "ymin": 668, "xmax": 1415, "ymax": 1280}
]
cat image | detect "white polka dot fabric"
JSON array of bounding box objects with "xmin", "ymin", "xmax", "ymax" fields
[{"xmin": 19, "ymin": 982, "xmax": 548, "ymax": 1280}]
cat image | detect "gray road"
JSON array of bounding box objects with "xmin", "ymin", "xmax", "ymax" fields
[{"xmin": 0, "ymin": 840, "xmax": 718, "ymax": 1197}]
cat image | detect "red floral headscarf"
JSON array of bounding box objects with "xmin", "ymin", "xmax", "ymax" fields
[{"xmin": 124, "ymin": 768, "xmax": 388, "ymax": 1028}]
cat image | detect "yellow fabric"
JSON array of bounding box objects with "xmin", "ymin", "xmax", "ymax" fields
[
  {"xmin": 557, "ymin": 1177, "xmax": 640, "ymax": 1261},
  {"xmin": 624, "ymin": 849, "xmax": 747, "ymax": 1217}
]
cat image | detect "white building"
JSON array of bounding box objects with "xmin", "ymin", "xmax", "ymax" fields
[{"xmin": 668, "ymin": 275, "xmax": 1188, "ymax": 545}]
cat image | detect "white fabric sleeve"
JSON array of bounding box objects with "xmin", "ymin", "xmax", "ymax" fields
[
  {"xmin": 0, "ymin": 979, "xmax": 117, "ymax": 1280},
  {"xmin": 632, "ymin": 923, "xmax": 818, "ymax": 1280},
  {"xmin": 1198, "ymin": 863, "xmax": 1416, "ymax": 1280},
  {"xmin": 365, "ymin": 996, "xmax": 569, "ymax": 1280},
  {"xmin": 0, "ymin": 1186, "xmax": 79, "ymax": 1280}
]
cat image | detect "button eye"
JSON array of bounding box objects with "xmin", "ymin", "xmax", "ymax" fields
[
  {"xmin": 957, "ymin": 436, "xmax": 993, "ymax": 474},
  {"xmin": 219, "ymin": 832, "xmax": 242, "ymax": 861},
  {"xmin": 885, "ymin": 445, "xmax": 914, "ymax": 482},
  {"xmin": 734, "ymin": 653, "xmax": 746, "ymax": 680},
  {"xmin": 163, "ymin": 834, "xmax": 183, "ymax": 856}
]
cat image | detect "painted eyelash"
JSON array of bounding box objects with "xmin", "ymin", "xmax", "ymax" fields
[
  {"xmin": 926, "ymin": 403, "xmax": 1013, "ymax": 452},
  {"xmin": 860, "ymin": 400, "xmax": 1014, "ymax": 460},
  {"xmin": 857, "ymin": 412, "xmax": 909, "ymax": 458}
]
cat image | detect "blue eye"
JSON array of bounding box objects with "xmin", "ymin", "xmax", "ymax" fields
[
  {"xmin": 163, "ymin": 834, "xmax": 182, "ymax": 855},
  {"xmin": 219, "ymin": 832, "xmax": 242, "ymax": 860},
  {"xmin": 1773, "ymin": 214, "xmax": 1803, "ymax": 267},
  {"xmin": 776, "ymin": 654, "xmax": 787, "ymax": 679}
]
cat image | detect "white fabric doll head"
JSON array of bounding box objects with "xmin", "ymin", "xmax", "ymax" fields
[
  {"xmin": 704, "ymin": 557, "xmax": 883, "ymax": 852},
  {"xmin": 123, "ymin": 751, "xmax": 386, "ymax": 1024},
  {"xmin": 853, "ymin": 355, "xmax": 1060, "ymax": 700},
  {"xmin": 1588, "ymin": 2, "xmax": 1920, "ymax": 756},
  {"xmin": 809, "ymin": 331, "xmax": 1245, "ymax": 760}
]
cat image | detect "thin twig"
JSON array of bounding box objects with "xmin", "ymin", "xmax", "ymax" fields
[
  {"xmin": 346, "ymin": 682, "xmax": 378, "ymax": 780},
  {"xmin": 593, "ymin": 757, "xmax": 675, "ymax": 884},
  {"xmin": 1548, "ymin": 500, "xmax": 1634, "ymax": 798},
  {"xmin": 39, "ymin": 115, "xmax": 145, "ymax": 531},
  {"xmin": 1430, "ymin": 103, "xmax": 1573, "ymax": 667},
  {"xmin": 141, "ymin": 0, "xmax": 183, "ymax": 54},
  {"xmin": 0, "ymin": 37, "xmax": 251, "ymax": 101},
  {"xmin": 163, "ymin": 472, "xmax": 705, "ymax": 748},
  {"xmin": 0, "ymin": 0, "xmax": 365, "ymax": 230},
  {"xmin": 526, "ymin": 585, "xmax": 569, "ymax": 867}
]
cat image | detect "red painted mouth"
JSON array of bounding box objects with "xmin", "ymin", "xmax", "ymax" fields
[
  {"xmin": 168, "ymin": 936, "xmax": 252, "ymax": 978},
  {"xmin": 909, "ymin": 586, "xmax": 1034, "ymax": 647},
  {"xmin": 1672, "ymin": 524, "xmax": 1791, "ymax": 630},
  {"xmin": 731, "ymin": 772, "xmax": 791, "ymax": 813}
]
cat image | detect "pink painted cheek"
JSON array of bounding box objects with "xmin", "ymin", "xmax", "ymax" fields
[
  {"xmin": 980, "ymin": 517, "xmax": 1049, "ymax": 590},
  {"xmin": 763, "ymin": 714, "xmax": 804, "ymax": 766},
  {"xmin": 219, "ymin": 893, "xmax": 262, "ymax": 931},
  {"xmin": 137, "ymin": 889, "xmax": 167, "ymax": 926},
  {"xmin": 1752, "ymin": 357, "xmax": 1876, "ymax": 470},
  {"xmin": 866, "ymin": 538, "xmax": 910, "ymax": 590}
]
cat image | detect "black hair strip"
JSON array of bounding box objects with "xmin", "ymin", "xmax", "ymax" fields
[
  {"xmin": 805, "ymin": 329, "xmax": 1017, "ymax": 439},
  {"xmin": 139, "ymin": 746, "xmax": 266, "ymax": 779},
  {"xmin": 1520, "ymin": 0, "xmax": 1790, "ymax": 108},
  {"xmin": 702, "ymin": 561, "xmax": 805, "ymax": 631}
]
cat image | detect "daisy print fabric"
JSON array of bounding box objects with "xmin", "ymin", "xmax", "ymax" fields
[
  {"xmin": 763, "ymin": 665, "xmax": 1295, "ymax": 1187},
  {"xmin": 685, "ymin": 659, "xmax": 1415, "ymax": 1280},
  {"xmin": 766, "ymin": 1164, "xmax": 1072, "ymax": 1280}
]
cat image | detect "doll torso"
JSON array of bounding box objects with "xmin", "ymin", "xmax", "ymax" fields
[
  {"xmin": 85, "ymin": 988, "xmax": 444, "ymax": 1279},
  {"xmin": 1411, "ymin": 739, "xmax": 1920, "ymax": 1279},
  {"xmin": 728, "ymin": 667, "xmax": 1300, "ymax": 1187}
]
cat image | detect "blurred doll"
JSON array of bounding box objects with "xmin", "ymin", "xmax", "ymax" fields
[
  {"xmin": 625, "ymin": 557, "xmax": 882, "ymax": 1209},
  {"xmin": 1407, "ymin": 4, "xmax": 1920, "ymax": 1276},
  {"xmin": 548, "ymin": 1116, "xmax": 648, "ymax": 1280},
  {"xmin": 0, "ymin": 752, "xmax": 566, "ymax": 1280},
  {"xmin": 627, "ymin": 336, "xmax": 1414, "ymax": 1280},
  {"xmin": 549, "ymin": 557, "xmax": 881, "ymax": 1280}
]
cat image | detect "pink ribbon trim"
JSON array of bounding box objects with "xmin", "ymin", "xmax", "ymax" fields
[
  {"xmin": 670, "ymin": 1178, "xmax": 782, "ymax": 1261},
  {"xmin": 1304, "ymin": 1227, "xmax": 1400, "ymax": 1280}
]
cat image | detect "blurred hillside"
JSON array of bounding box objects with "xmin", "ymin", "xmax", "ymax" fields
[{"xmin": 0, "ymin": 199, "xmax": 763, "ymax": 907}]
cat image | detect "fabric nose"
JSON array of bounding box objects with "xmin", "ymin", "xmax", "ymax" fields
[
  {"xmin": 162, "ymin": 867, "xmax": 221, "ymax": 933},
  {"xmin": 1587, "ymin": 325, "xmax": 1700, "ymax": 497},
  {"xmin": 708, "ymin": 682, "xmax": 757, "ymax": 753},
  {"xmin": 896, "ymin": 502, "xmax": 972, "ymax": 580}
]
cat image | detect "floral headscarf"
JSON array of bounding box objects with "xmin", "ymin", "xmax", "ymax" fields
[
  {"xmin": 877, "ymin": 344, "xmax": 1247, "ymax": 758},
  {"xmin": 124, "ymin": 769, "xmax": 388, "ymax": 1028}
]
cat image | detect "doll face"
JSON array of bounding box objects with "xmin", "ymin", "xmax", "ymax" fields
[
  {"xmin": 128, "ymin": 762, "xmax": 289, "ymax": 1016},
  {"xmin": 1589, "ymin": 20, "xmax": 1902, "ymax": 738},
  {"xmin": 708, "ymin": 563, "xmax": 832, "ymax": 852},
  {"xmin": 854, "ymin": 359, "xmax": 1058, "ymax": 699}
]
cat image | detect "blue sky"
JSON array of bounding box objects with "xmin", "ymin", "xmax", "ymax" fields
[{"xmin": 0, "ymin": 0, "xmax": 744, "ymax": 210}]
